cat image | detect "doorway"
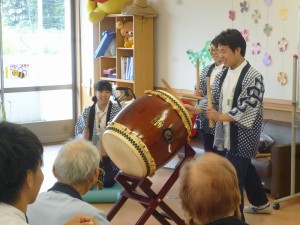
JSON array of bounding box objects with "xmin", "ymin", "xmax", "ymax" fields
[{"xmin": 0, "ymin": 0, "xmax": 77, "ymax": 143}]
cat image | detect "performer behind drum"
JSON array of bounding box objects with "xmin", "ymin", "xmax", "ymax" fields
[
  {"xmin": 75, "ymin": 80, "xmax": 122, "ymax": 187},
  {"xmin": 194, "ymin": 34, "xmax": 226, "ymax": 154},
  {"xmin": 185, "ymin": 29, "xmax": 271, "ymax": 221}
]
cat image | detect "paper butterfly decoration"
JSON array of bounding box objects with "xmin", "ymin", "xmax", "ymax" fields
[
  {"xmin": 251, "ymin": 42, "xmax": 261, "ymax": 55},
  {"xmin": 241, "ymin": 29, "xmax": 249, "ymax": 42},
  {"xmin": 263, "ymin": 24, "xmax": 273, "ymax": 37},
  {"xmin": 252, "ymin": 9, "xmax": 261, "ymax": 24},
  {"xmin": 262, "ymin": 53, "xmax": 272, "ymax": 67},
  {"xmin": 279, "ymin": 8, "xmax": 288, "ymax": 20},
  {"xmin": 277, "ymin": 72, "xmax": 287, "ymax": 85},
  {"xmin": 240, "ymin": 1, "xmax": 249, "ymax": 13},
  {"xmin": 278, "ymin": 37, "xmax": 288, "ymax": 52},
  {"xmin": 186, "ymin": 41, "xmax": 212, "ymax": 69},
  {"xmin": 264, "ymin": 0, "xmax": 272, "ymax": 7},
  {"xmin": 229, "ymin": 10, "xmax": 235, "ymax": 21}
]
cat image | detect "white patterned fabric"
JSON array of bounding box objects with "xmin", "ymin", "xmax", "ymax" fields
[
  {"xmin": 221, "ymin": 60, "xmax": 247, "ymax": 149},
  {"xmin": 209, "ymin": 61, "xmax": 264, "ymax": 159},
  {"xmin": 75, "ymin": 101, "xmax": 121, "ymax": 146},
  {"xmin": 195, "ymin": 63, "xmax": 226, "ymax": 135}
]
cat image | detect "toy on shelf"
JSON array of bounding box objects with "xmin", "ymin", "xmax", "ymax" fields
[
  {"xmin": 116, "ymin": 21, "xmax": 134, "ymax": 48},
  {"xmin": 87, "ymin": 0, "xmax": 130, "ymax": 23}
]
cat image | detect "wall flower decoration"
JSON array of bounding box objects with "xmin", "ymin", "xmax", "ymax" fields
[
  {"xmin": 279, "ymin": 8, "xmax": 288, "ymax": 20},
  {"xmin": 229, "ymin": 10, "xmax": 235, "ymax": 21},
  {"xmin": 264, "ymin": 0, "xmax": 272, "ymax": 7},
  {"xmin": 240, "ymin": 29, "xmax": 249, "ymax": 42},
  {"xmin": 262, "ymin": 53, "xmax": 272, "ymax": 67},
  {"xmin": 251, "ymin": 42, "xmax": 261, "ymax": 55},
  {"xmin": 240, "ymin": 1, "xmax": 249, "ymax": 13},
  {"xmin": 263, "ymin": 24, "xmax": 273, "ymax": 37},
  {"xmin": 252, "ymin": 9, "xmax": 261, "ymax": 24},
  {"xmin": 277, "ymin": 72, "xmax": 287, "ymax": 85},
  {"xmin": 278, "ymin": 37, "xmax": 288, "ymax": 52}
]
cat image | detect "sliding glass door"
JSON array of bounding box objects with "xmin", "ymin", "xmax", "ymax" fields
[{"xmin": 0, "ymin": 0, "xmax": 77, "ymax": 143}]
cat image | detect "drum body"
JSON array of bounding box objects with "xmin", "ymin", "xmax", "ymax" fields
[{"xmin": 102, "ymin": 90, "xmax": 192, "ymax": 178}]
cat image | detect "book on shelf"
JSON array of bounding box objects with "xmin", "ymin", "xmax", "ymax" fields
[
  {"xmin": 103, "ymin": 74, "xmax": 117, "ymax": 79},
  {"xmin": 125, "ymin": 57, "xmax": 130, "ymax": 80},
  {"xmin": 120, "ymin": 56, "xmax": 134, "ymax": 81},
  {"xmin": 120, "ymin": 57, "xmax": 127, "ymax": 80},
  {"xmin": 103, "ymin": 67, "xmax": 116, "ymax": 75},
  {"xmin": 129, "ymin": 57, "xmax": 134, "ymax": 81}
]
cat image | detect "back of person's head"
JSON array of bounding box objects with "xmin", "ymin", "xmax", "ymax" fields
[
  {"xmin": 53, "ymin": 139, "xmax": 100, "ymax": 184},
  {"xmin": 179, "ymin": 153, "xmax": 241, "ymax": 225},
  {"xmin": 95, "ymin": 80, "xmax": 112, "ymax": 93},
  {"xmin": 218, "ymin": 28, "xmax": 246, "ymax": 57},
  {"xmin": 0, "ymin": 121, "xmax": 43, "ymax": 204}
]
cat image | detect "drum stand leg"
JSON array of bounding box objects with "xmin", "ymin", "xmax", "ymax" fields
[{"xmin": 107, "ymin": 143, "xmax": 196, "ymax": 225}]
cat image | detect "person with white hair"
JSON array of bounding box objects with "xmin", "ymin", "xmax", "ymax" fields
[
  {"xmin": 0, "ymin": 122, "xmax": 99, "ymax": 225},
  {"xmin": 27, "ymin": 139, "xmax": 109, "ymax": 225}
]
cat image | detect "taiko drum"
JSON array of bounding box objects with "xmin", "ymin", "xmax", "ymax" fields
[{"xmin": 102, "ymin": 90, "xmax": 192, "ymax": 178}]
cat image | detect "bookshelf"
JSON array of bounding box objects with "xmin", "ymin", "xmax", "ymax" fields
[{"xmin": 97, "ymin": 14, "xmax": 154, "ymax": 97}]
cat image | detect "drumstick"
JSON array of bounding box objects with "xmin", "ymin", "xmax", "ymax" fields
[
  {"xmin": 205, "ymin": 76, "xmax": 214, "ymax": 128},
  {"xmin": 181, "ymin": 94, "xmax": 203, "ymax": 100},
  {"xmin": 161, "ymin": 78, "xmax": 183, "ymax": 103},
  {"xmin": 196, "ymin": 57, "xmax": 200, "ymax": 92}
]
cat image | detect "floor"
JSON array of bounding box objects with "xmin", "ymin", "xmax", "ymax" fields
[{"xmin": 41, "ymin": 141, "xmax": 300, "ymax": 225}]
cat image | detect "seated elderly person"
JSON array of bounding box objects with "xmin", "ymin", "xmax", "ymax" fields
[
  {"xmin": 179, "ymin": 152, "xmax": 248, "ymax": 225},
  {"xmin": 0, "ymin": 122, "xmax": 99, "ymax": 225},
  {"xmin": 27, "ymin": 139, "xmax": 109, "ymax": 225}
]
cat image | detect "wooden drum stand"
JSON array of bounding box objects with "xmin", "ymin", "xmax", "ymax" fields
[{"xmin": 107, "ymin": 143, "xmax": 196, "ymax": 225}]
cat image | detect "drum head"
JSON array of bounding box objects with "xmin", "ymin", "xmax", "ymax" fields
[{"xmin": 102, "ymin": 124, "xmax": 156, "ymax": 178}]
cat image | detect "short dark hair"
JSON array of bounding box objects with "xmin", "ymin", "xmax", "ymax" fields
[
  {"xmin": 0, "ymin": 122, "xmax": 44, "ymax": 204},
  {"xmin": 211, "ymin": 35, "xmax": 220, "ymax": 48},
  {"xmin": 218, "ymin": 29, "xmax": 246, "ymax": 57},
  {"xmin": 95, "ymin": 80, "xmax": 112, "ymax": 92}
]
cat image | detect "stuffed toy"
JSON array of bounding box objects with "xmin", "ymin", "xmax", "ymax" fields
[
  {"xmin": 87, "ymin": 0, "xmax": 130, "ymax": 23},
  {"xmin": 116, "ymin": 21, "xmax": 134, "ymax": 48}
]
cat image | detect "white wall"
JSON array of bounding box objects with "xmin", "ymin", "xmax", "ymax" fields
[{"xmin": 150, "ymin": 0, "xmax": 300, "ymax": 100}]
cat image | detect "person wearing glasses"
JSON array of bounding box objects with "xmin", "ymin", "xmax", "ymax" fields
[
  {"xmin": 194, "ymin": 35, "xmax": 226, "ymax": 154},
  {"xmin": 186, "ymin": 28, "xmax": 271, "ymax": 221},
  {"xmin": 0, "ymin": 122, "xmax": 100, "ymax": 225},
  {"xmin": 27, "ymin": 139, "xmax": 110, "ymax": 225}
]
